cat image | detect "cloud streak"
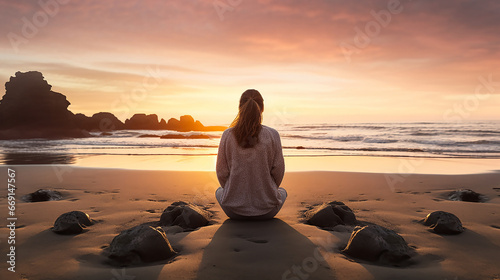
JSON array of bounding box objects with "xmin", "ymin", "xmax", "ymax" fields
[{"xmin": 0, "ymin": 0, "xmax": 499, "ymax": 123}]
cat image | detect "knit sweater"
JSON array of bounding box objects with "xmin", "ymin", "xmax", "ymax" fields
[{"xmin": 216, "ymin": 125, "xmax": 285, "ymax": 216}]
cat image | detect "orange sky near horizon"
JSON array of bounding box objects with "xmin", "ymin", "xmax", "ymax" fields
[{"xmin": 0, "ymin": 0, "xmax": 499, "ymax": 126}]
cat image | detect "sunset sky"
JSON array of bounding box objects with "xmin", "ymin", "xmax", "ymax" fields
[{"xmin": 0, "ymin": 0, "xmax": 499, "ymax": 125}]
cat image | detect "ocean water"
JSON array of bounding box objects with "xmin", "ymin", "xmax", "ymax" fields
[{"xmin": 1, "ymin": 121, "xmax": 499, "ymax": 164}]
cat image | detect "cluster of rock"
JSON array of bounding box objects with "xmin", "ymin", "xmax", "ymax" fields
[
  {"xmin": 0, "ymin": 71, "xmax": 226, "ymax": 139},
  {"xmin": 302, "ymin": 198, "xmax": 469, "ymax": 266},
  {"xmin": 124, "ymin": 113, "xmax": 226, "ymax": 132},
  {"xmin": 105, "ymin": 201, "xmax": 212, "ymax": 266},
  {"xmin": 302, "ymin": 201, "xmax": 415, "ymax": 265},
  {"xmin": 23, "ymin": 184, "xmax": 213, "ymax": 266},
  {"xmin": 44, "ymin": 199, "xmax": 213, "ymax": 266}
]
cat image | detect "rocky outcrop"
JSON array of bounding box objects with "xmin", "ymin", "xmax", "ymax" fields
[
  {"xmin": 106, "ymin": 224, "xmax": 176, "ymax": 266},
  {"xmin": 0, "ymin": 71, "xmax": 87, "ymax": 139},
  {"xmin": 124, "ymin": 114, "xmax": 168, "ymax": 130},
  {"xmin": 342, "ymin": 225, "xmax": 415, "ymax": 265},
  {"xmin": 125, "ymin": 114, "xmax": 226, "ymax": 132},
  {"xmin": 302, "ymin": 201, "xmax": 357, "ymax": 229},
  {"xmin": 52, "ymin": 211, "xmax": 94, "ymax": 235},
  {"xmin": 166, "ymin": 115, "xmax": 204, "ymax": 132},
  {"xmin": 421, "ymin": 211, "xmax": 464, "ymax": 234},
  {"xmin": 167, "ymin": 115, "xmax": 226, "ymax": 132},
  {"xmin": 22, "ymin": 189, "xmax": 62, "ymax": 202},
  {"xmin": 0, "ymin": 71, "xmax": 226, "ymax": 139},
  {"xmin": 159, "ymin": 201, "xmax": 212, "ymax": 230},
  {"xmin": 74, "ymin": 112, "xmax": 125, "ymax": 131},
  {"xmin": 448, "ymin": 189, "xmax": 485, "ymax": 202}
]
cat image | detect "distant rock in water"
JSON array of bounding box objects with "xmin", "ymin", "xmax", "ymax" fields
[
  {"xmin": 52, "ymin": 211, "xmax": 94, "ymax": 235},
  {"xmin": 74, "ymin": 112, "xmax": 125, "ymax": 131},
  {"xmin": 166, "ymin": 115, "xmax": 204, "ymax": 132},
  {"xmin": 124, "ymin": 113, "xmax": 168, "ymax": 130},
  {"xmin": 106, "ymin": 224, "xmax": 176, "ymax": 266},
  {"xmin": 342, "ymin": 225, "xmax": 415, "ymax": 265},
  {"xmin": 125, "ymin": 113, "xmax": 226, "ymax": 132},
  {"xmin": 167, "ymin": 115, "xmax": 226, "ymax": 132},
  {"xmin": 448, "ymin": 189, "xmax": 485, "ymax": 202},
  {"xmin": 421, "ymin": 211, "xmax": 464, "ymax": 234},
  {"xmin": 0, "ymin": 71, "xmax": 88, "ymax": 139},
  {"xmin": 22, "ymin": 189, "xmax": 62, "ymax": 202}
]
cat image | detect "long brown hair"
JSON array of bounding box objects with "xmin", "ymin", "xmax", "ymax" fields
[{"xmin": 230, "ymin": 89, "xmax": 264, "ymax": 148}]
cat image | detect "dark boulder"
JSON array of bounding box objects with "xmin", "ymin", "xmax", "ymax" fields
[
  {"xmin": 52, "ymin": 211, "xmax": 94, "ymax": 235},
  {"xmin": 22, "ymin": 189, "xmax": 62, "ymax": 202},
  {"xmin": 159, "ymin": 201, "xmax": 211, "ymax": 230},
  {"xmin": 106, "ymin": 225, "xmax": 176, "ymax": 266},
  {"xmin": 342, "ymin": 225, "xmax": 415, "ymax": 264},
  {"xmin": 448, "ymin": 189, "xmax": 485, "ymax": 202},
  {"xmin": 303, "ymin": 201, "xmax": 357, "ymax": 229},
  {"xmin": 421, "ymin": 211, "xmax": 464, "ymax": 234}
]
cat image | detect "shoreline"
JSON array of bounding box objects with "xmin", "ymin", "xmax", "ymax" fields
[{"xmin": 2, "ymin": 154, "xmax": 500, "ymax": 174}]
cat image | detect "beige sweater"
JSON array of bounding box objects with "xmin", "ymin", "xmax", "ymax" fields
[{"xmin": 216, "ymin": 125, "xmax": 285, "ymax": 216}]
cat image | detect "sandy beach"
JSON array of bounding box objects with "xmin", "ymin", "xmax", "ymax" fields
[{"xmin": 1, "ymin": 160, "xmax": 499, "ymax": 280}]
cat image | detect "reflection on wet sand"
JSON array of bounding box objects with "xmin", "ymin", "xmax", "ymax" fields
[{"xmin": 1, "ymin": 152, "xmax": 76, "ymax": 165}]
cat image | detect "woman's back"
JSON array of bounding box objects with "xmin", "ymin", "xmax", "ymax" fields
[
  {"xmin": 215, "ymin": 89, "xmax": 287, "ymax": 220},
  {"xmin": 216, "ymin": 125, "xmax": 285, "ymax": 216}
]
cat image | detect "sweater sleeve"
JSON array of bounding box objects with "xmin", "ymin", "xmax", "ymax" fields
[
  {"xmin": 216, "ymin": 130, "xmax": 230, "ymax": 188},
  {"xmin": 270, "ymin": 129, "xmax": 285, "ymax": 187}
]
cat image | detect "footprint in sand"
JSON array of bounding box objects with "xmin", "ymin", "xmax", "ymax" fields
[{"xmin": 245, "ymin": 238, "xmax": 268, "ymax": 244}]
